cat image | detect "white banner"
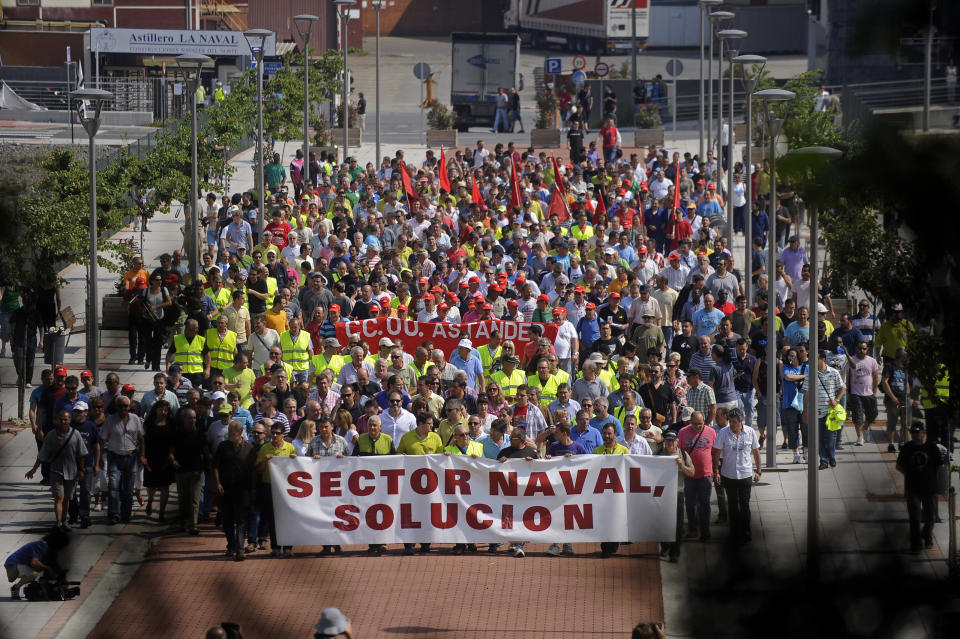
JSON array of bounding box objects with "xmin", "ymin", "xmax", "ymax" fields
[
  {"xmin": 90, "ymin": 28, "xmax": 278, "ymax": 58},
  {"xmin": 269, "ymin": 455, "xmax": 677, "ymax": 546}
]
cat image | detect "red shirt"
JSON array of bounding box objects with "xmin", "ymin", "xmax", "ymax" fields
[
  {"xmin": 601, "ymin": 126, "xmax": 618, "ymax": 149},
  {"xmin": 677, "ymin": 424, "xmax": 716, "ymax": 478}
]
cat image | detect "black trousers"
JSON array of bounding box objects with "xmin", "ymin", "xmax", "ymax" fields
[
  {"xmin": 906, "ymin": 490, "xmax": 937, "ymax": 549},
  {"xmin": 221, "ymin": 490, "xmax": 250, "ymax": 553},
  {"xmin": 722, "ymin": 477, "xmax": 753, "ymax": 542}
]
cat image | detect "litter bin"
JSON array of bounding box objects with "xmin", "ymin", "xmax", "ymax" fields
[{"xmin": 43, "ymin": 328, "xmax": 67, "ymax": 366}]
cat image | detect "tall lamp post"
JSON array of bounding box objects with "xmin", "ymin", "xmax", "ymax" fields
[
  {"xmin": 754, "ymin": 88, "xmax": 794, "ymax": 471},
  {"xmin": 372, "ymin": 0, "xmax": 385, "ymax": 167},
  {"xmin": 176, "ymin": 53, "xmax": 212, "ymax": 281},
  {"xmin": 786, "ymin": 144, "xmax": 843, "ymax": 580},
  {"xmin": 698, "ymin": 1, "xmax": 723, "ymax": 161},
  {"xmin": 245, "ymin": 29, "xmax": 271, "ymax": 239},
  {"xmin": 334, "ymin": 0, "xmax": 356, "ymax": 163},
  {"xmin": 707, "ymin": 11, "xmax": 734, "ymax": 160},
  {"xmin": 294, "ymin": 14, "xmax": 318, "ymax": 189},
  {"xmin": 71, "ymin": 87, "xmax": 112, "ymax": 386},
  {"xmin": 733, "ymin": 54, "xmax": 766, "ymax": 307},
  {"xmin": 717, "ymin": 29, "xmax": 746, "ymax": 246}
]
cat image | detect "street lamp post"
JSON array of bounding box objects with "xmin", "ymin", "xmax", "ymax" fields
[
  {"xmin": 372, "ymin": 1, "xmax": 385, "ymax": 167},
  {"xmin": 245, "ymin": 29, "xmax": 271, "ymax": 240},
  {"xmin": 71, "ymin": 87, "xmax": 113, "ymax": 386},
  {"xmin": 707, "ymin": 11, "xmax": 734, "ymax": 160},
  {"xmin": 733, "ymin": 54, "xmax": 767, "ymax": 307},
  {"xmin": 334, "ymin": 0, "xmax": 356, "ymax": 163},
  {"xmin": 698, "ymin": 1, "xmax": 723, "ymax": 160},
  {"xmin": 717, "ymin": 29, "xmax": 746, "ymax": 246},
  {"xmin": 176, "ymin": 53, "xmax": 212, "ymax": 281},
  {"xmin": 754, "ymin": 88, "xmax": 795, "ymax": 472},
  {"xmin": 294, "ymin": 14, "xmax": 318, "ymax": 189},
  {"xmin": 787, "ymin": 144, "xmax": 843, "ymax": 580}
]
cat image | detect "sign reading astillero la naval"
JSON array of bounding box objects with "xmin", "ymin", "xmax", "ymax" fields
[{"xmin": 90, "ymin": 28, "xmax": 277, "ymax": 57}]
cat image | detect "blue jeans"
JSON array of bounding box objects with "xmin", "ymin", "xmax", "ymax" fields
[
  {"xmin": 108, "ymin": 452, "xmax": 138, "ymax": 522},
  {"xmin": 737, "ymin": 389, "xmax": 755, "ymax": 429},
  {"xmin": 603, "ymin": 146, "xmax": 617, "ymax": 164},
  {"xmin": 69, "ymin": 461, "xmax": 96, "ymax": 521},
  {"xmin": 818, "ymin": 416, "xmax": 836, "ymax": 465},
  {"xmin": 493, "ymin": 108, "xmax": 508, "ymax": 133},
  {"xmin": 661, "ymin": 326, "xmax": 674, "ymax": 349},
  {"xmin": 291, "ymin": 369, "xmax": 310, "ymax": 384}
]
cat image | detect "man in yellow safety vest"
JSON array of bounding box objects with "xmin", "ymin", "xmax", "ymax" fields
[
  {"xmin": 166, "ymin": 318, "xmax": 207, "ymax": 388},
  {"xmin": 279, "ymin": 317, "xmax": 313, "ymax": 384}
]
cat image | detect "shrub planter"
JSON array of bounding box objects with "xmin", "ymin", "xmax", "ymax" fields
[
  {"xmin": 530, "ymin": 128, "xmax": 561, "ymax": 148},
  {"xmin": 102, "ymin": 294, "xmax": 129, "ymax": 330},
  {"xmin": 426, "ymin": 130, "xmax": 458, "ymax": 148},
  {"xmin": 634, "ymin": 128, "xmax": 665, "ymax": 147}
]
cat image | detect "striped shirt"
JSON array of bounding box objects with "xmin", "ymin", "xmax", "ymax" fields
[
  {"xmin": 814, "ymin": 365, "xmax": 845, "ymax": 418},
  {"xmin": 686, "ymin": 382, "xmax": 716, "ymax": 419},
  {"xmin": 306, "ymin": 434, "xmax": 349, "ymax": 457}
]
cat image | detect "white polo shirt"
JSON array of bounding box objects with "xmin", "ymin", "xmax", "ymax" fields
[{"xmin": 713, "ymin": 425, "xmax": 759, "ymax": 480}]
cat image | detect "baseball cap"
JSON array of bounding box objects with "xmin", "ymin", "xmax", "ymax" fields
[
  {"xmin": 574, "ymin": 285, "xmax": 585, "ymax": 293},
  {"xmin": 135, "ymin": 277, "xmax": 147, "ymax": 290},
  {"xmin": 553, "ymin": 307, "xmax": 566, "ymax": 317},
  {"xmin": 369, "ymin": 303, "xmax": 381, "ymax": 312},
  {"xmin": 816, "ymin": 302, "xmax": 828, "ymax": 313},
  {"xmin": 680, "ymin": 405, "xmax": 695, "ymax": 421},
  {"xmin": 585, "ymin": 302, "xmax": 597, "ymax": 310},
  {"xmin": 324, "ymin": 337, "xmax": 341, "ymax": 348},
  {"xmin": 503, "ymin": 354, "xmax": 520, "ymax": 364},
  {"xmin": 379, "ymin": 338, "xmax": 395, "ymax": 348},
  {"xmin": 72, "ymin": 401, "xmax": 89, "ymax": 411},
  {"xmin": 397, "ymin": 304, "xmax": 408, "ymax": 311},
  {"xmin": 309, "ymin": 271, "xmax": 323, "ymax": 279},
  {"xmin": 662, "ymin": 430, "xmax": 679, "ymax": 441},
  {"xmin": 458, "ymin": 339, "xmax": 473, "ymax": 349},
  {"xmin": 80, "ymin": 370, "xmax": 93, "ymax": 379},
  {"xmin": 507, "ymin": 299, "xmax": 519, "ymax": 308},
  {"xmin": 909, "ymin": 422, "xmax": 925, "ymax": 433},
  {"xmin": 609, "ymin": 292, "xmax": 621, "ymax": 299},
  {"xmin": 211, "ymin": 391, "xmax": 227, "ymax": 401},
  {"xmin": 422, "ymin": 293, "xmax": 435, "ymax": 301},
  {"xmin": 668, "ymin": 254, "xmax": 680, "ymax": 261},
  {"xmin": 437, "ymin": 302, "xmax": 449, "ymax": 310},
  {"xmin": 459, "ymin": 281, "xmax": 470, "ymax": 289},
  {"xmin": 54, "ymin": 366, "xmax": 67, "ymax": 377},
  {"xmin": 537, "ymin": 294, "xmax": 549, "ymax": 302},
  {"xmin": 122, "ymin": 383, "xmax": 136, "ymax": 393},
  {"xmin": 482, "ymin": 302, "xmax": 492, "ymax": 310},
  {"xmin": 218, "ymin": 404, "xmax": 233, "ymax": 414},
  {"xmin": 891, "ymin": 303, "xmax": 903, "ymax": 311},
  {"xmin": 686, "ymin": 202, "xmax": 697, "ymax": 209},
  {"xmin": 329, "ymin": 304, "xmax": 340, "ymax": 312},
  {"xmin": 707, "ymin": 184, "xmax": 716, "ymax": 191}
]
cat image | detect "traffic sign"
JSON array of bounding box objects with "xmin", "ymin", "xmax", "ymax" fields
[
  {"xmin": 545, "ymin": 58, "xmax": 562, "ymax": 74},
  {"xmin": 572, "ymin": 55, "xmax": 587, "ymax": 71},
  {"xmin": 594, "ymin": 61, "xmax": 610, "ymax": 78},
  {"xmin": 263, "ymin": 61, "xmax": 282, "ymax": 76},
  {"xmin": 571, "ymin": 70, "xmax": 587, "ymax": 87},
  {"xmin": 413, "ymin": 62, "xmax": 432, "ymax": 80},
  {"xmin": 665, "ymin": 59, "xmax": 684, "ymax": 77}
]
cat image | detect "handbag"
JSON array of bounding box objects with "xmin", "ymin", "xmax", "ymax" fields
[
  {"xmin": 789, "ymin": 364, "xmax": 807, "ymax": 413},
  {"xmin": 646, "ymin": 387, "xmax": 667, "ymax": 426},
  {"xmin": 819, "ymin": 373, "xmax": 847, "ymax": 431}
]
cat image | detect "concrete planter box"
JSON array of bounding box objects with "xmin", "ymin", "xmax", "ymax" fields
[
  {"xmin": 634, "ymin": 128, "xmax": 665, "ymax": 147},
  {"xmin": 530, "ymin": 128, "xmax": 561, "ymax": 147},
  {"xmin": 102, "ymin": 294, "xmax": 128, "ymax": 330},
  {"xmin": 426, "ymin": 130, "xmax": 458, "ymax": 148}
]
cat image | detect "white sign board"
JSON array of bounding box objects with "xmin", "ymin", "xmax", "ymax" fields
[
  {"xmin": 270, "ymin": 454, "xmax": 678, "ymax": 546},
  {"xmin": 90, "ymin": 27, "xmax": 277, "ymax": 57}
]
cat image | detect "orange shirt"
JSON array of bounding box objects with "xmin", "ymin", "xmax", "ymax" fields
[{"xmin": 123, "ymin": 268, "xmax": 149, "ymax": 291}]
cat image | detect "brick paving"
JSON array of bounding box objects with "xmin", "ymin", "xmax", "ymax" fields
[{"xmin": 88, "ymin": 538, "xmax": 664, "ymax": 638}]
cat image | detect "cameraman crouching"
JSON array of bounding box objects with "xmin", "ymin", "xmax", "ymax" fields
[{"xmin": 5, "ymin": 528, "xmax": 69, "ymax": 600}]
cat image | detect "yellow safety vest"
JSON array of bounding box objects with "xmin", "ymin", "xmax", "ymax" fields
[
  {"xmin": 490, "ymin": 369, "xmax": 526, "ymax": 397},
  {"xmin": 260, "ymin": 361, "xmax": 293, "ymax": 380},
  {"xmin": 614, "ymin": 405, "xmax": 641, "ymax": 424},
  {"xmin": 921, "ymin": 366, "xmax": 950, "ymax": 410},
  {"xmin": 526, "ymin": 374, "xmax": 559, "ymax": 407},
  {"xmin": 280, "ymin": 330, "xmax": 311, "ymax": 371},
  {"xmin": 551, "ymin": 369, "xmax": 570, "ymax": 386},
  {"xmin": 264, "ymin": 277, "xmax": 278, "ymax": 308},
  {"xmin": 173, "ymin": 333, "xmax": 206, "ymax": 374},
  {"xmin": 478, "ymin": 344, "xmax": 502, "ymax": 372},
  {"xmin": 443, "ymin": 441, "xmax": 484, "ymax": 456},
  {"xmin": 205, "ymin": 286, "xmax": 231, "ymax": 314},
  {"xmin": 205, "ymin": 328, "xmax": 237, "ymax": 371},
  {"xmin": 310, "ymin": 353, "xmax": 346, "ymax": 380}
]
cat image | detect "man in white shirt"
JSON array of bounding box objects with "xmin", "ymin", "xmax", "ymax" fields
[
  {"xmin": 649, "ymin": 171, "xmax": 672, "ymax": 201},
  {"xmin": 711, "ymin": 407, "xmax": 760, "ymax": 544},
  {"xmin": 472, "ymin": 140, "xmax": 490, "ymax": 169},
  {"xmin": 379, "ymin": 394, "xmax": 417, "ymax": 442},
  {"xmin": 552, "ymin": 307, "xmax": 579, "ymax": 376}
]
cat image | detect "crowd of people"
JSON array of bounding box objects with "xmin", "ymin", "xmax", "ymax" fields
[{"xmin": 9, "ymin": 134, "xmax": 950, "ymax": 579}]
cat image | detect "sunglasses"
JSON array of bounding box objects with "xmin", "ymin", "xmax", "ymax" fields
[{"xmin": 389, "ymin": 399, "xmax": 402, "ymax": 404}]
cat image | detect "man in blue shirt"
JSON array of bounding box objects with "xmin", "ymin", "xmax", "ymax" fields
[
  {"xmin": 576, "ymin": 303, "xmax": 601, "ymax": 356},
  {"xmin": 545, "ymin": 422, "xmax": 587, "ymax": 556},
  {"xmin": 570, "ymin": 409, "xmax": 603, "ymax": 451},
  {"xmin": 692, "ymin": 293, "xmax": 725, "ymax": 338},
  {"xmin": 5, "ymin": 529, "xmax": 69, "ymax": 600},
  {"xmin": 449, "ymin": 339, "xmax": 484, "ymax": 391}
]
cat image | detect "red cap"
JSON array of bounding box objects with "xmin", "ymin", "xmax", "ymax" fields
[
  {"xmin": 438, "ymin": 302, "xmax": 449, "ymax": 310},
  {"xmin": 469, "ymin": 276, "xmax": 481, "ymax": 284},
  {"xmin": 638, "ymin": 246, "xmax": 647, "ymax": 253},
  {"xmin": 135, "ymin": 277, "xmax": 147, "ymax": 290},
  {"xmin": 430, "ymin": 286, "xmax": 442, "ymax": 294},
  {"xmin": 507, "ymin": 299, "xmax": 519, "ymax": 307},
  {"xmin": 165, "ymin": 273, "xmax": 180, "ymax": 284},
  {"xmin": 617, "ymin": 188, "xmax": 626, "ymax": 196},
  {"xmin": 574, "ymin": 285, "xmax": 585, "ymax": 293},
  {"xmin": 623, "ymin": 179, "xmax": 631, "ymax": 186},
  {"xmin": 585, "ymin": 302, "xmax": 597, "ymax": 310},
  {"xmin": 640, "ymin": 182, "xmax": 649, "ymax": 191},
  {"xmin": 80, "ymin": 370, "xmax": 93, "ymax": 379},
  {"xmin": 697, "ymin": 179, "xmax": 706, "ymax": 184},
  {"xmin": 553, "ymin": 307, "xmax": 566, "ymax": 317},
  {"xmin": 445, "ymin": 291, "xmax": 458, "ymax": 300},
  {"xmin": 537, "ymin": 294, "xmax": 549, "ymax": 302},
  {"xmin": 419, "ymin": 278, "xmax": 429, "ymax": 285},
  {"xmin": 369, "ymin": 303, "xmax": 381, "ymax": 312},
  {"xmin": 497, "ymin": 272, "xmax": 508, "ymax": 280},
  {"xmin": 422, "ymin": 293, "xmax": 434, "ymax": 301},
  {"xmin": 668, "ymin": 254, "xmax": 680, "ymax": 261},
  {"xmin": 122, "ymin": 384, "xmax": 136, "ymax": 393},
  {"xmin": 707, "ymin": 184, "xmax": 716, "ymax": 191},
  {"xmin": 515, "ymin": 275, "xmax": 526, "ymax": 283},
  {"xmin": 609, "ymin": 292, "xmax": 621, "ymax": 299},
  {"xmin": 54, "ymin": 366, "xmax": 67, "ymax": 377},
  {"xmin": 459, "ymin": 281, "xmax": 469, "ymax": 289},
  {"xmin": 397, "ymin": 304, "xmax": 408, "ymax": 311},
  {"xmin": 329, "ymin": 304, "xmax": 340, "ymax": 312},
  {"xmin": 482, "ymin": 302, "xmax": 492, "ymax": 310},
  {"xmin": 489, "ymin": 283, "xmax": 501, "ymax": 292},
  {"xmin": 696, "ymin": 250, "xmax": 708, "ymax": 257}
]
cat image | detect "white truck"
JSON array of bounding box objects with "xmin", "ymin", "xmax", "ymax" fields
[
  {"xmin": 504, "ymin": 0, "xmax": 650, "ymax": 53},
  {"xmin": 450, "ymin": 32, "xmax": 522, "ymax": 132}
]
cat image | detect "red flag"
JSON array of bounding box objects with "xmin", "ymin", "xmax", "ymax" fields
[
  {"xmin": 548, "ymin": 187, "xmax": 570, "ymax": 224},
  {"xmin": 551, "ymin": 156, "xmax": 565, "ymax": 196},
  {"xmin": 672, "ymin": 159, "xmax": 682, "ymax": 213},
  {"xmin": 509, "ymin": 161, "xmax": 522, "ymax": 210},
  {"xmin": 471, "ymin": 171, "xmax": 487, "ymax": 211},
  {"xmin": 438, "ymin": 147, "xmax": 451, "ymax": 193},
  {"xmin": 592, "ymin": 187, "xmax": 607, "ymax": 225},
  {"xmin": 399, "ymin": 161, "xmax": 417, "ymax": 202}
]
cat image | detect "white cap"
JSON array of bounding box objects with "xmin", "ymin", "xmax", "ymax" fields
[
  {"xmin": 211, "ymin": 391, "xmax": 227, "ymax": 401},
  {"xmin": 379, "ymin": 337, "xmax": 395, "ymax": 348},
  {"xmin": 458, "ymin": 338, "xmax": 473, "ymax": 349},
  {"xmin": 816, "ymin": 302, "xmax": 828, "ymax": 313},
  {"xmin": 72, "ymin": 401, "xmax": 89, "ymax": 411}
]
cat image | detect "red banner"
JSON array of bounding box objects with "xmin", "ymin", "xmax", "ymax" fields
[{"xmin": 336, "ymin": 318, "xmax": 558, "ymax": 357}]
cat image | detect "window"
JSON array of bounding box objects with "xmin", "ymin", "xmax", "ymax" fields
[
  {"xmin": 17, "ymin": 0, "xmax": 40, "ymax": 7},
  {"xmin": 93, "ymin": 0, "xmax": 114, "ymax": 6}
]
